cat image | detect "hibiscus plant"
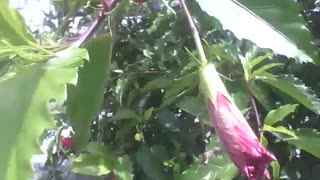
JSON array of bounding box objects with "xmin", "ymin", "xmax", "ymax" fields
[{"xmin": 1, "ymin": 0, "xmax": 320, "ymax": 179}]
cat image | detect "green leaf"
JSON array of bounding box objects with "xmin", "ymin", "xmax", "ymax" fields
[
  {"xmin": 0, "ymin": 1, "xmax": 36, "ymax": 45},
  {"xmin": 143, "ymin": 77, "xmax": 172, "ymax": 91},
  {"xmin": 239, "ymin": 55, "xmax": 250, "ymax": 81},
  {"xmin": 162, "ymin": 72, "xmax": 198, "ymax": 106},
  {"xmin": 248, "ymin": 81, "xmax": 274, "ymax": 110},
  {"xmin": 86, "ymin": 142, "xmax": 111, "ymax": 156},
  {"xmin": 271, "ymin": 161, "xmax": 280, "ymax": 179},
  {"xmin": 0, "ymin": 44, "xmax": 45, "ymax": 61},
  {"xmin": 264, "ymin": 126, "xmax": 320, "ymax": 159},
  {"xmin": 113, "ymin": 156, "xmax": 134, "ymax": 180},
  {"xmin": 250, "ymin": 63, "xmax": 284, "ymax": 79},
  {"xmin": 196, "ymin": 0, "xmax": 318, "ymax": 63},
  {"xmin": 177, "ymin": 155, "xmax": 237, "ymax": 180},
  {"xmin": 71, "ymin": 142, "xmax": 116, "ymax": 176},
  {"xmin": 263, "ymin": 125, "xmax": 296, "ymax": 137},
  {"xmin": 143, "ymin": 107, "xmax": 154, "ymax": 121},
  {"xmin": 164, "ymin": 72, "xmax": 198, "ymax": 99},
  {"xmin": 71, "ymin": 154, "xmax": 112, "ymax": 176},
  {"xmin": 264, "ymin": 104, "xmax": 298, "ymax": 125},
  {"xmin": 249, "ymin": 52, "xmax": 273, "ymax": 69},
  {"xmin": 0, "ymin": 47, "xmax": 86, "ymax": 179},
  {"xmin": 256, "ymin": 73, "xmax": 320, "ymax": 115},
  {"xmin": 67, "ymin": 35, "xmax": 113, "ymax": 151},
  {"xmin": 109, "ymin": 109, "xmax": 140, "ymax": 122},
  {"xmin": 204, "ymin": 44, "xmax": 234, "ymax": 60},
  {"xmin": 260, "ymin": 134, "xmax": 268, "ymax": 147},
  {"xmin": 115, "ymin": 76, "xmax": 134, "ymax": 106},
  {"xmin": 286, "ymin": 128, "xmax": 320, "ymax": 159},
  {"xmin": 156, "ymin": 108, "xmax": 180, "ymax": 132},
  {"xmin": 176, "ymin": 96, "xmax": 205, "ymax": 117},
  {"xmin": 135, "ymin": 146, "xmax": 167, "ymax": 180}
]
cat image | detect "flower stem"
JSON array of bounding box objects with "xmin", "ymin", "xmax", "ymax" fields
[
  {"xmin": 250, "ymin": 95, "xmax": 262, "ymax": 137},
  {"xmin": 180, "ymin": 0, "xmax": 207, "ymax": 65},
  {"xmin": 74, "ymin": 12, "xmax": 107, "ymax": 47}
]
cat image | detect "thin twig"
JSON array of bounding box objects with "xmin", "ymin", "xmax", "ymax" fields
[
  {"xmin": 250, "ymin": 95, "xmax": 262, "ymax": 137},
  {"xmin": 180, "ymin": 0, "xmax": 207, "ymax": 64}
]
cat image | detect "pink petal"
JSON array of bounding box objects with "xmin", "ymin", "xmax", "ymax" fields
[{"xmin": 208, "ymin": 92, "xmax": 276, "ymax": 180}]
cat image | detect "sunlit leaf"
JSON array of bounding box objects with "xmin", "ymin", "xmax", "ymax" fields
[
  {"xmin": 0, "ymin": 1, "xmax": 36, "ymax": 45},
  {"xmin": 195, "ymin": 0, "xmax": 318, "ymax": 63},
  {"xmin": 264, "ymin": 104, "xmax": 298, "ymax": 125},
  {"xmin": 271, "ymin": 161, "xmax": 280, "ymax": 179},
  {"xmin": 250, "ymin": 63, "xmax": 284, "ymax": 79},
  {"xmin": 263, "ymin": 125, "xmax": 296, "ymax": 137},
  {"xmin": 0, "ymin": 47, "xmax": 87, "ymax": 179},
  {"xmin": 249, "ymin": 52, "xmax": 273, "ymax": 69}
]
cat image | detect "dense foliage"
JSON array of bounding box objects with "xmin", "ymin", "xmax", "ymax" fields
[{"xmin": 1, "ymin": 0, "xmax": 320, "ymax": 179}]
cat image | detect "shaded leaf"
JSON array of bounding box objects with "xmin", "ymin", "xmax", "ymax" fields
[
  {"xmin": 176, "ymin": 96, "xmax": 205, "ymax": 117},
  {"xmin": 204, "ymin": 44, "xmax": 234, "ymax": 60},
  {"xmin": 67, "ymin": 35, "xmax": 113, "ymax": 151},
  {"xmin": 248, "ymin": 81, "xmax": 274, "ymax": 110},
  {"xmin": 164, "ymin": 72, "xmax": 198, "ymax": 99},
  {"xmin": 134, "ymin": 146, "xmax": 167, "ymax": 180},
  {"xmin": 264, "ymin": 104, "xmax": 298, "ymax": 125},
  {"xmin": 286, "ymin": 128, "xmax": 320, "ymax": 159},
  {"xmin": 115, "ymin": 76, "xmax": 134, "ymax": 106},
  {"xmin": 143, "ymin": 77, "xmax": 172, "ymax": 91},
  {"xmin": 143, "ymin": 107, "xmax": 154, "ymax": 121},
  {"xmin": 0, "ymin": 47, "xmax": 86, "ymax": 179},
  {"xmin": 156, "ymin": 108, "xmax": 180, "ymax": 132},
  {"xmin": 110, "ymin": 109, "xmax": 140, "ymax": 122},
  {"xmin": 86, "ymin": 142, "xmax": 111, "ymax": 157},
  {"xmin": 256, "ymin": 73, "xmax": 320, "ymax": 115}
]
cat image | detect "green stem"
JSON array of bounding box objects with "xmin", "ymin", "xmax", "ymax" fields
[
  {"xmin": 56, "ymin": 0, "xmax": 83, "ymax": 36},
  {"xmin": 180, "ymin": 0, "xmax": 207, "ymax": 65},
  {"xmin": 28, "ymin": 41, "xmax": 54, "ymax": 56}
]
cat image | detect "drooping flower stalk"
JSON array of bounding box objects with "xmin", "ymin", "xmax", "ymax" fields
[{"xmin": 180, "ymin": 0, "xmax": 276, "ymax": 179}]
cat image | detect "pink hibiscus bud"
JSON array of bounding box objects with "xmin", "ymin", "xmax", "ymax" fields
[{"xmin": 200, "ymin": 63, "xmax": 276, "ymax": 180}]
